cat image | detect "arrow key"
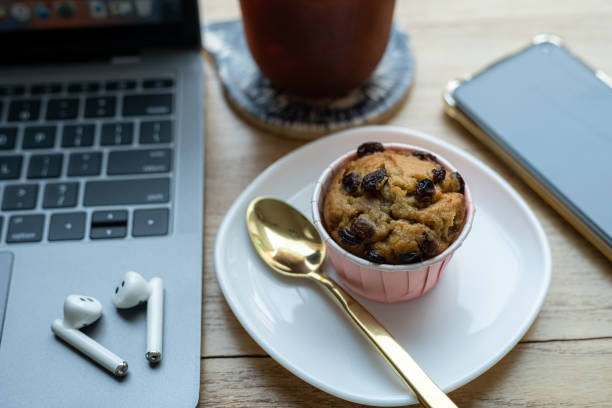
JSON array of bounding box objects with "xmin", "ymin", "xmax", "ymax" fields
[
  {"xmin": 133, "ymin": 208, "xmax": 169, "ymax": 237},
  {"xmin": 49, "ymin": 212, "xmax": 86, "ymax": 241},
  {"xmin": 90, "ymin": 225, "xmax": 127, "ymax": 239}
]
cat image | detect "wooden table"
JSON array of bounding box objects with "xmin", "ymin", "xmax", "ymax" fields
[{"xmin": 200, "ymin": 1, "xmax": 612, "ymax": 406}]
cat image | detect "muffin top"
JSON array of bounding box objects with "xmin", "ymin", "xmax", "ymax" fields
[{"xmin": 322, "ymin": 142, "xmax": 466, "ymax": 265}]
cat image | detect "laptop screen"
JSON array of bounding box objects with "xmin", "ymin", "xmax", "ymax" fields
[
  {"xmin": 0, "ymin": 0, "xmax": 181, "ymax": 31},
  {"xmin": 0, "ymin": 0, "xmax": 199, "ymax": 60}
]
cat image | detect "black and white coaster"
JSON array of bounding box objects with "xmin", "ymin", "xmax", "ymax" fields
[{"xmin": 204, "ymin": 20, "xmax": 415, "ymax": 140}]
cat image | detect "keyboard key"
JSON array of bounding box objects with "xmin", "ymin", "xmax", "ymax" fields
[
  {"xmin": 67, "ymin": 152, "xmax": 102, "ymax": 177},
  {"xmin": 68, "ymin": 82, "xmax": 100, "ymax": 93},
  {"xmin": 133, "ymin": 208, "xmax": 169, "ymax": 237},
  {"xmin": 0, "ymin": 128, "xmax": 18, "ymax": 150},
  {"xmin": 101, "ymin": 122, "xmax": 133, "ymax": 145},
  {"xmin": 140, "ymin": 120, "xmax": 172, "ymax": 144},
  {"xmin": 27, "ymin": 154, "xmax": 63, "ymax": 179},
  {"xmin": 23, "ymin": 126, "xmax": 56, "ymax": 149},
  {"xmin": 92, "ymin": 210, "xmax": 128, "ymax": 224},
  {"xmin": 85, "ymin": 96, "xmax": 116, "ymax": 118},
  {"xmin": 0, "ymin": 85, "xmax": 25, "ymax": 96},
  {"xmin": 84, "ymin": 178, "xmax": 169, "ymax": 206},
  {"xmin": 107, "ymin": 148, "xmax": 171, "ymax": 175},
  {"xmin": 46, "ymin": 98, "xmax": 79, "ymax": 120},
  {"xmin": 62, "ymin": 124, "xmax": 95, "ymax": 147},
  {"xmin": 90, "ymin": 209, "xmax": 128, "ymax": 239},
  {"xmin": 6, "ymin": 215, "xmax": 44, "ymax": 243},
  {"xmin": 142, "ymin": 78, "xmax": 174, "ymax": 89},
  {"xmin": 31, "ymin": 83, "xmax": 62, "ymax": 95},
  {"xmin": 90, "ymin": 225, "xmax": 127, "ymax": 239},
  {"xmin": 123, "ymin": 94, "xmax": 172, "ymax": 116},
  {"xmin": 105, "ymin": 80, "xmax": 136, "ymax": 91},
  {"xmin": 8, "ymin": 100, "xmax": 41, "ymax": 122},
  {"xmin": 49, "ymin": 212, "xmax": 86, "ymax": 241},
  {"xmin": 0, "ymin": 156, "xmax": 22, "ymax": 180},
  {"xmin": 2, "ymin": 184, "xmax": 39, "ymax": 211},
  {"xmin": 43, "ymin": 182, "xmax": 78, "ymax": 208}
]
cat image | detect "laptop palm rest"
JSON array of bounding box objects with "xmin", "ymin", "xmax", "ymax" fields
[{"xmin": 0, "ymin": 252, "xmax": 13, "ymax": 344}]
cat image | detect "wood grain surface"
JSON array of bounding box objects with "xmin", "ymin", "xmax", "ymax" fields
[{"xmin": 200, "ymin": 1, "xmax": 612, "ymax": 406}]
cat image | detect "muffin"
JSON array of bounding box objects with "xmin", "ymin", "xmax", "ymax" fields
[
  {"xmin": 311, "ymin": 139, "xmax": 474, "ymax": 303},
  {"xmin": 322, "ymin": 142, "xmax": 467, "ymax": 265}
]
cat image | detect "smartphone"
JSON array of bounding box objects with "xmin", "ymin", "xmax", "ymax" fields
[{"xmin": 444, "ymin": 34, "xmax": 612, "ymax": 261}]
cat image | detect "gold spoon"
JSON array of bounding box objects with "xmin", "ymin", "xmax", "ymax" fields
[{"xmin": 246, "ymin": 197, "xmax": 457, "ymax": 408}]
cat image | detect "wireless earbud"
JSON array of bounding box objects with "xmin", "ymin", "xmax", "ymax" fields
[
  {"xmin": 113, "ymin": 271, "xmax": 164, "ymax": 363},
  {"xmin": 51, "ymin": 295, "xmax": 128, "ymax": 376}
]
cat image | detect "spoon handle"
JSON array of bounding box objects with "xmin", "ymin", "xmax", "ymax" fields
[{"xmin": 314, "ymin": 274, "xmax": 457, "ymax": 408}]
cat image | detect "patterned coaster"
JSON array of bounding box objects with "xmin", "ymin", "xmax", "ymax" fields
[{"xmin": 204, "ymin": 20, "xmax": 414, "ymax": 140}]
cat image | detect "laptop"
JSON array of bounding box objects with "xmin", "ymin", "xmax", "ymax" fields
[{"xmin": 0, "ymin": 1, "xmax": 204, "ymax": 406}]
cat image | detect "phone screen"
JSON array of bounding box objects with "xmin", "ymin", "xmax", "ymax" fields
[{"xmin": 453, "ymin": 41, "xmax": 612, "ymax": 248}]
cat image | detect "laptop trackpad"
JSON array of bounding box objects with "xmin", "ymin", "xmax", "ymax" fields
[{"xmin": 0, "ymin": 252, "xmax": 13, "ymax": 344}]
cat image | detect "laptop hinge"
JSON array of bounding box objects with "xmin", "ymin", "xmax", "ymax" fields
[{"xmin": 111, "ymin": 55, "xmax": 142, "ymax": 65}]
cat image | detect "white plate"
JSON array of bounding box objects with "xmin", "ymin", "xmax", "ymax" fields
[{"xmin": 214, "ymin": 126, "xmax": 551, "ymax": 406}]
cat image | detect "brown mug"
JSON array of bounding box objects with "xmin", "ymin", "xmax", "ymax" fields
[{"xmin": 239, "ymin": 0, "xmax": 396, "ymax": 99}]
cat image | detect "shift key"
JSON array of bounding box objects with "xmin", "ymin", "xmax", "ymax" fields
[{"xmin": 84, "ymin": 178, "xmax": 169, "ymax": 206}]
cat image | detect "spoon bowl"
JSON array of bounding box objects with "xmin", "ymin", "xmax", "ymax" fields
[
  {"xmin": 245, "ymin": 196, "xmax": 457, "ymax": 408},
  {"xmin": 246, "ymin": 197, "xmax": 325, "ymax": 277}
]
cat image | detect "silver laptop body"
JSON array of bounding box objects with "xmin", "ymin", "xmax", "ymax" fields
[{"xmin": 0, "ymin": 3, "xmax": 204, "ymax": 407}]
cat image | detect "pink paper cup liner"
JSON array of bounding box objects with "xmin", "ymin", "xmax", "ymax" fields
[{"xmin": 312, "ymin": 143, "xmax": 475, "ymax": 303}]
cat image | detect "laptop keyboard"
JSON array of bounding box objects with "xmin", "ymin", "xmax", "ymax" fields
[{"xmin": 0, "ymin": 78, "xmax": 176, "ymax": 244}]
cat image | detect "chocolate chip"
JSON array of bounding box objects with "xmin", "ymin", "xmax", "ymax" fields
[
  {"xmin": 361, "ymin": 168, "xmax": 388, "ymax": 193},
  {"xmin": 338, "ymin": 227, "xmax": 362, "ymax": 246},
  {"xmin": 398, "ymin": 252, "xmax": 422, "ymax": 264},
  {"xmin": 342, "ymin": 172, "xmax": 361, "ymax": 193},
  {"xmin": 365, "ymin": 249, "xmax": 386, "ymax": 264},
  {"xmin": 412, "ymin": 150, "xmax": 438, "ymax": 163},
  {"xmin": 350, "ymin": 218, "xmax": 374, "ymax": 241},
  {"xmin": 432, "ymin": 167, "xmax": 446, "ymax": 184},
  {"xmin": 450, "ymin": 171, "xmax": 465, "ymax": 194},
  {"xmin": 357, "ymin": 142, "xmax": 384, "ymax": 157},
  {"xmin": 419, "ymin": 232, "xmax": 439, "ymax": 258},
  {"xmin": 415, "ymin": 178, "xmax": 435, "ymax": 203}
]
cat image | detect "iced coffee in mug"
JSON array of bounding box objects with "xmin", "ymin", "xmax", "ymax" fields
[{"xmin": 240, "ymin": 0, "xmax": 396, "ymax": 98}]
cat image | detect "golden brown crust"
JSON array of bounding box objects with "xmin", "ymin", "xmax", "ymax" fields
[{"xmin": 323, "ymin": 149, "xmax": 466, "ymax": 264}]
